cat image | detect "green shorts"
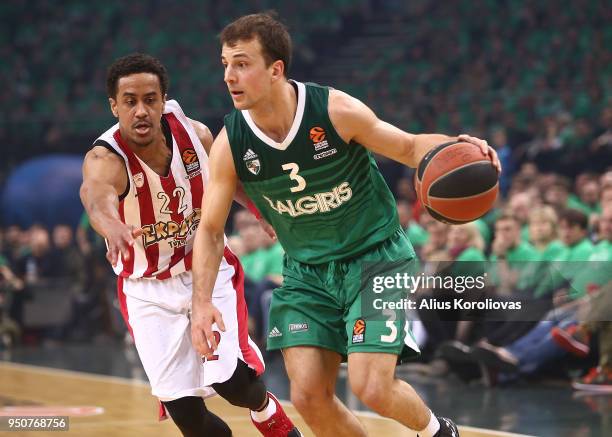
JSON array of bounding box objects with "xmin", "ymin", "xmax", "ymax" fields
[{"xmin": 266, "ymin": 227, "xmax": 420, "ymax": 362}]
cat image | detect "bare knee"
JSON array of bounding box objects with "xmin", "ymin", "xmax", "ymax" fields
[
  {"xmin": 290, "ymin": 381, "xmax": 335, "ymax": 415},
  {"xmin": 350, "ymin": 376, "xmax": 392, "ymax": 416},
  {"xmin": 283, "ymin": 347, "xmax": 341, "ymax": 416}
]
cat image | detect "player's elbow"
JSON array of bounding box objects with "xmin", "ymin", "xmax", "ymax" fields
[{"xmin": 79, "ymin": 182, "xmax": 91, "ymax": 208}]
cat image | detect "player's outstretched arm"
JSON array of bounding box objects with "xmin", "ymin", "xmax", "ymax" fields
[
  {"xmin": 191, "ymin": 127, "xmax": 236, "ymax": 358},
  {"xmin": 80, "ymin": 146, "xmax": 142, "ymax": 266},
  {"xmin": 328, "ymin": 90, "xmax": 500, "ymax": 171}
]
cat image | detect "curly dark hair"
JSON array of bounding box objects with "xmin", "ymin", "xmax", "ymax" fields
[{"xmin": 106, "ymin": 53, "xmax": 169, "ymax": 98}]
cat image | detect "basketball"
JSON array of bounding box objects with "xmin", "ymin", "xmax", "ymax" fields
[{"xmin": 415, "ymin": 141, "xmax": 499, "ymax": 224}]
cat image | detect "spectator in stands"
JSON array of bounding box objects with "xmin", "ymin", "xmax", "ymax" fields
[
  {"xmin": 467, "ymin": 206, "xmax": 610, "ymax": 385},
  {"xmin": 552, "ymin": 204, "xmax": 612, "ymax": 392},
  {"xmin": 544, "ymin": 177, "xmax": 571, "ymax": 213},
  {"xmin": 49, "ymin": 224, "xmax": 86, "ymax": 282},
  {"xmin": 9, "ymin": 226, "xmax": 53, "ymax": 328},
  {"xmin": 489, "ymin": 213, "xmax": 539, "ymax": 294},
  {"xmin": 569, "ymin": 173, "xmax": 601, "ymax": 218},
  {"xmin": 420, "ymin": 220, "xmax": 449, "ymax": 262},
  {"xmin": 506, "ymin": 192, "xmax": 538, "ymax": 242},
  {"xmin": 554, "ymin": 209, "xmax": 595, "ymax": 303},
  {"xmin": 528, "ymin": 206, "xmax": 564, "ymax": 261},
  {"xmin": 2, "ymin": 225, "xmax": 25, "ymax": 265}
]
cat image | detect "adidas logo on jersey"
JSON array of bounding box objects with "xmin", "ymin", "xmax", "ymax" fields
[
  {"xmin": 243, "ymin": 149, "xmax": 258, "ymax": 160},
  {"xmin": 243, "ymin": 149, "xmax": 261, "ymax": 175},
  {"xmin": 268, "ymin": 327, "xmax": 283, "ymax": 338}
]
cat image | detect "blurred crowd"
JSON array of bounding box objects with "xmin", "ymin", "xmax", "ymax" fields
[
  {"xmin": 2, "ymin": 1, "xmax": 610, "ymax": 180},
  {"xmin": 1, "ymin": 0, "xmax": 611, "ymax": 395},
  {"xmin": 0, "ymin": 0, "xmax": 365, "ymax": 173},
  {"xmin": 394, "ymin": 165, "xmax": 612, "ymax": 393}
]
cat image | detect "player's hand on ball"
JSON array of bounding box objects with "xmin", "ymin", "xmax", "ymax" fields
[
  {"xmin": 458, "ymin": 134, "xmax": 502, "ymax": 173},
  {"xmin": 191, "ymin": 301, "xmax": 226, "ymax": 358},
  {"xmin": 105, "ymin": 222, "xmax": 143, "ymax": 267}
]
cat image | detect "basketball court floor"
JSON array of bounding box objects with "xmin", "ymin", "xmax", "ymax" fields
[{"xmin": 0, "ymin": 342, "xmax": 607, "ymax": 436}]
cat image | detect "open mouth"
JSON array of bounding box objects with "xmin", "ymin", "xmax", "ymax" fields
[
  {"xmin": 134, "ymin": 123, "xmax": 151, "ymax": 135},
  {"xmin": 230, "ymin": 90, "xmax": 244, "ymax": 97}
]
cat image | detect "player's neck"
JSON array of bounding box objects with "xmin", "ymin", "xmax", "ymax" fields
[
  {"xmin": 121, "ymin": 127, "xmax": 170, "ymax": 174},
  {"xmin": 248, "ymin": 81, "xmax": 297, "ymax": 143}
]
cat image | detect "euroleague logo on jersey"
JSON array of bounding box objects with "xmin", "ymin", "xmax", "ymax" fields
[
  {"xmin": 309, "ymin": 126, "xmax": 337, "ymax": 160},
  {"xmin": 352, "ymin": 318, "xmax": 366, "ymax": 344},
  {"xmin": 309, "ymin": 126, "xmax": 326, "ymax": 143},
  {"xmin": 182, "ymin": 149, "xmax": 197, "ymax": 164},
  {"xmin": 309, "ymin": 126, "xmax": 329, "ymax": 151},
  {"xmin": 181, "ymin": 148, "xmax": 201, "ymax": 178}
]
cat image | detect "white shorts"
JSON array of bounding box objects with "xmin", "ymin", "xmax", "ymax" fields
[{"xmin": 117, "ymin": 249, "xmax": 265, "ymax": 402}]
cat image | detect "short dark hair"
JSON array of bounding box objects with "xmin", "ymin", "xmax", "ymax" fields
[
  {"xmin": 106, "ymin": 53, "xmax": 169, "ymax": 98},
  {"xmin": 220, "ymin": 12, "xmax": 292, "ymax": 76},
  {"xmin": 559, "ymin": 208, "xmax": 588, "ymax": 230}
]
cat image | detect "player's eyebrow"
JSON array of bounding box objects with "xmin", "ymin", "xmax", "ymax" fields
[
  {"xmin": 222, "ymin": 52, "xmax": 251, "ymax": 61},
  {"xmin": 121, "ymin": 91, "xmax": 158, "ymax": 97}
]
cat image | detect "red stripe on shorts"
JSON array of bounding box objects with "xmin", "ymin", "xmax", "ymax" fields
[
  {"xmin": 224, "ymin": 246, "xmax": 265, "ymax": 375},
  {"xmin": 116, "ymin": 277, "xmax": 133, "ymax": 337}
]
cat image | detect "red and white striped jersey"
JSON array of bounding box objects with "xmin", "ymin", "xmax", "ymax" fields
[{"xmin": 95, "ymin": 100, "xmax": 229, "ymax": 279}]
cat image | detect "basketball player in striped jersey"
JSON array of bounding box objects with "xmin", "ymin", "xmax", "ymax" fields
[
  {"xmin": 80, "ymin": 53, "xmax": 300, "ymax": 437},
  {"xmin": 192, "ymin": 13, "xmax": 500, "ymax": 437}
]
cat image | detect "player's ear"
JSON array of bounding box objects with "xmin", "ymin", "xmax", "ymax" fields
[
  {"xmin": 270, "ymin": 60, "xmax": 284, "ymax": 82},
  {"xmin": 162, "ymin": 94, "xmax": 167, "ymax": 111},
  {"xmin": 109, "ymin": 98, "xmax": 119, "ymax": 118}
]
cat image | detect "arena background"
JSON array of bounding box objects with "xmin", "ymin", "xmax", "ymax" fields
[{"xmin": 0, "ymin": 1, "xmax": 611, "ymax": 436}]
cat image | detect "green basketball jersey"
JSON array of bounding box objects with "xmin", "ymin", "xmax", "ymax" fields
[{"xmin": 225, "ymin": 81, "xmax": 401, "ymax": 264}]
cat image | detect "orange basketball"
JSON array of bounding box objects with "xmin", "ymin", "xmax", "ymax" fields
[{"xmin": 415, "ymin": 141, "xmax": 498, "ymax": 224}]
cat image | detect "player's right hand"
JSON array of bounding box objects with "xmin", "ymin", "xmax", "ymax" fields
[
  {"xmin": 105, "ymin": 222, "xmax": 143, "ymax": 267},
  {"xmin": 191, "ymin": 301, "xmax": 226, "ymax": 358}
]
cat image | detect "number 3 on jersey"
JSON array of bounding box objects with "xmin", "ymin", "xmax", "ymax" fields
[{"xmin": 282, "ymin": 163, "xmax": 306, "ymax": 192}]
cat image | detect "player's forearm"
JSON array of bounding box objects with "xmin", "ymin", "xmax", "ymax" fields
[
  {"xmin": 192, "ymin": 226, "xmax": 225, "ymax": 304},
  {"xmin": 233, "ymin": 182, "xmax": 250, "ymax": 209},
  {"xmin": 411, "ymin": 134, "xmax": 455, "ymax": 167},
  {"xmin": 80, "ymin": 183, "xmax": 122, "ymax": 238}
]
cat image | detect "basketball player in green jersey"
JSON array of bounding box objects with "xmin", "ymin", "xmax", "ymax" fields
[{"xmin": 192, "ymin": 13, "xmax": 500, "ymax": 437}]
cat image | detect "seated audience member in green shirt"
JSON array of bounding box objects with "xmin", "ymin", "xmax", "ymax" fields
[
  {"xmin": 552, "ymin": 209, "xmax": 596, "ymax": 301},
  {"xmin": 490, "ymin": 213, "xmax": 540, "ymax": 293},
  {"xmin": 528, "ymin": 206, "xmax": 565, "ymax": 262}
]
